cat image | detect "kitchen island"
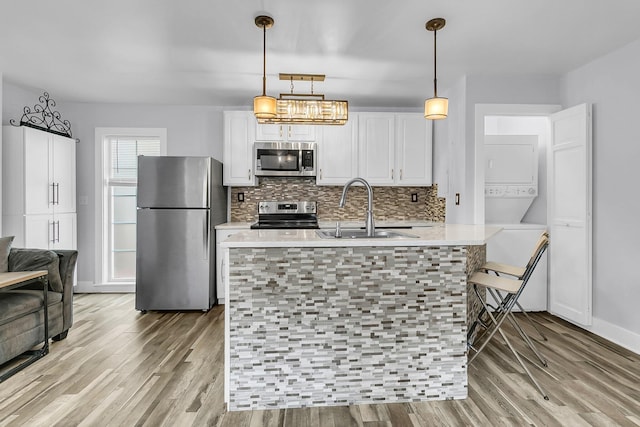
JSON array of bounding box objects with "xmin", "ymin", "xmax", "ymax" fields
[{"xmin": 220, "ymin": 224, "xmax": 501, "ymax": 411}]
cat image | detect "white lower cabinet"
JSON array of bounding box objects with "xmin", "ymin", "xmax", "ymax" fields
[
  {"xmin": 8, "ymin": 213, "xmax": 77, "ymax": 250},
  {"xmin": 216, "ymin": 228, "xmax": 248, "ymax": 303}
]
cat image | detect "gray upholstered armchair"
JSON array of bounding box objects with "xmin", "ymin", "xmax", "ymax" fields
[{"xmin": 0, "ymin": 248, "xmax": 78, "ymax": 366}]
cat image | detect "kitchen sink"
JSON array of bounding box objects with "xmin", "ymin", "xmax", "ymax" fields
[{"xmin": 316, "ymin": 229, "xmax": 419, "ymax": 239}]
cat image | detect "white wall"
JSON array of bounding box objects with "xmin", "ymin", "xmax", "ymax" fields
[
  {"xmin": 2, "ymin": 80, "xmax": 226, "ymax": 285},
  {"xmin": 440, "ymin": 76, "xmax": 467, "ymax": 224},
  {"xmin": 562, "ymin": 37, "xmax": 640, "ymax": 346},
  {"xmin": 63, "ymin": 102, "xmax": 225, "ymax": 286},
  {"xmin": 463, "ymin": 75, "xmax": 563, "ymax": 223},
  {"xmin": 0, "ymin": 71, "xmax": 3, "ymax": 235}
]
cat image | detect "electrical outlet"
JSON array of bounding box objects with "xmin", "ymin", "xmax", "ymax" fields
[
  {"xmin": 237, "ymin": 192, "xmax": 245, "ymax": 202},
  {"xmin": 411, "ymin": 193, "xmax": 418, "ymax": 203}
]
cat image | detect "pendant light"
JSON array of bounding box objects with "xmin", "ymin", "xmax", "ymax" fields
[
  {"xmin": 255, "ymin": 73, "xmax": 349, "ymax": 125},
  {"xmin": 253, "ymin": 15, "xmax": 276, "ymax": 119},
  {"xmin": 424, "ymin": 18, "xmax": 448, "ymax": 120}
]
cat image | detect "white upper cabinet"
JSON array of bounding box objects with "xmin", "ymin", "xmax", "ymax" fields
[
  {"xmin": 358, "ymin": 113, "xmax": 432, "ymax": 186},
  {"xmin": 316, "ymin": 117, "xmax": 358, "ymax": 185},
  {"xmin": 358, "ymin": 113, "xmax": 395, "ymax": 185},
  {"xmin": 395, "ymin": 113, "xmax": 432, "ymax": 186},
  {"xmin": 223, "ymin": 111, "xmax": 257, "ymax": 186},
  {"xmin": 222, "ymin": 111, "xmax": 433, "ymax": 188},
  {"xmin": 23, "ymin": 128, "xmax": 51, "ymax": 215},
  {"xmin": 256, "ymin": 123, "xmax": 316, "ymax": 142},
  {"xmin": 2, "ymin": 125, "xmax": 77, "ymax": 250},
  {"xmin": 7, "ymin": 126, "xmax": 76, "ymax": 216},
  {"xmin": 50, "ymin": 133, "xmax": 77, "ymax": 213}
]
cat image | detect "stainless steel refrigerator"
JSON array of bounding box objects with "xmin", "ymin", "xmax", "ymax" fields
[{"xmin": 135, "ymin": 156, "xmax": 226, "ymax": 311}]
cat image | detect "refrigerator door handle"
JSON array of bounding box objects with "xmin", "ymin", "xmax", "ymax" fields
[
  {"xmin": 203, "ymin": 160, "xmax": 210, "ymax": 208},
  {"xmin": 203, "ymin": 211, "xmax": 209, "ymax": 260}
]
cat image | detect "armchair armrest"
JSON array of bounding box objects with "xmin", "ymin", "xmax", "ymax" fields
[
  {"xmin": 8, "ymin": 248, "xmax": 78, "ymax": 333},
  {"xmin": 8, "ymin": 248, "xmax": 63, "ymax": 291}
]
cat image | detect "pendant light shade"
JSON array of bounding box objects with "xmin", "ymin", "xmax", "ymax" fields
[
  {"xmin": 254, "ymin": 95, "xmax": 277, "ymax": 119},
  {"xmin": 424, "ymin": 97, "xmax": 448, "ymax": 120},
  {"xmin": 254, "ymin": 15, "xmax": 276, "ymax": 119},
  {"xmin": 424, "ymin": 18, "xmax": 448, "ymax": 120}
]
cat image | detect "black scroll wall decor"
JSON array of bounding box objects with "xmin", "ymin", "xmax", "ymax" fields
[{"xmin": 10, "ymin": 91, "xmax": 73, "ymax": 138}]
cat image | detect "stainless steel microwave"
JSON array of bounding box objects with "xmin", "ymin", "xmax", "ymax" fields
[{"xmin": 255, "ymin": 141, "xmax": 316, "ymax": 177}]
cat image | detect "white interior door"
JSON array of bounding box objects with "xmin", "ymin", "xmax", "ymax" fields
[{"xmin": 548, "ymin": 103, "xmax": 592, "ymax": 326}]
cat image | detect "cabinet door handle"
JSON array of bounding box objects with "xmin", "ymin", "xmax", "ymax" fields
[
  {"xmin": 319, "ymin": 169, "xmax": 322, "ymax": 179},
  {"xmin": 248, "ymin": 169, "xmax": 251, "ymax": 179},
  {"xmin": 279, "ymin": 126, "xmax": 283, "ymax": 138},
  {"xmin": 221, "ymin": 257, "xmax": 226, "ymax": 287},
  {"xmin": 56, "ymin": 183, "xmax": 60, "ymax": 205},
  {"xmin": 50, "ymin": 221, "xmax": 56, "ymax": 244},
  {"xmin": 51, "ymin": 183, "xmax": 56, "ymax": 205},
  {"xmin": 400, "ymin": 169, "xmax": 403, "ymax": 180},
  {"xmin": 391, "ymin": 168, "xmax": 394, "ymax": 179},
  {"xmin": 56, "ymin": 220, "xmax": 60, "ymax": 243}
]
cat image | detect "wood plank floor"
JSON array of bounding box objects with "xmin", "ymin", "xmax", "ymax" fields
[{"xmin": 1, "ymin": 294, "xmax": 639, "ymax": 426}]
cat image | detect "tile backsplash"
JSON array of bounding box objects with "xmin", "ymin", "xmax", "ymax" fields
[{"xmin": 230, "ymin": 177, "xmax": 445, "ymax": 223}]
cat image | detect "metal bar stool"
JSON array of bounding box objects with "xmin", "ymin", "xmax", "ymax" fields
[{"xmin": 467, "ymin": 232, "xmax": 550, "ymax": 399}]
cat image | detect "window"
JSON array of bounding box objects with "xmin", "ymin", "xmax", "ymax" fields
[{"xmin": 95, "ymin": 128, "xmax": 166, "ymax": 289}]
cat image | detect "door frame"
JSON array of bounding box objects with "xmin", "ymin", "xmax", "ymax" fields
[{"xmin": 473, "ymin": 104, "xmax": 562, "ymax": 225}]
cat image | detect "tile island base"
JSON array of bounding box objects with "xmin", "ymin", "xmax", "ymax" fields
[{"xmin": 224, "ymin": 242, "xmax": 487, "ymax": 411}]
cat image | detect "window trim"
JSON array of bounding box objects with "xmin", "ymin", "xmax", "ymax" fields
[{"xmin": 94, "ymin": 128, "xmax": 167, "ymax": 291}]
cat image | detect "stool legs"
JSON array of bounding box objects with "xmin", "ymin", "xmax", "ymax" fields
[{"xmin": 468, "ymin": 284, "xmax": 549, "ymax": 400}]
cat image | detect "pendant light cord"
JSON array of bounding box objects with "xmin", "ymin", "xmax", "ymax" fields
[
  {"xmin": 433, "ymin": 29, "xmax": 438, "ymax": 98},
  {"xmin": 262, "ymin": 24, "xmax": 267, "ymax": 96}
]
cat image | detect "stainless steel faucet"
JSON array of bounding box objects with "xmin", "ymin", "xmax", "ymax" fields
[{"xmin": 339, "ymin": 177, "xmax": 375, "ymax": 237}]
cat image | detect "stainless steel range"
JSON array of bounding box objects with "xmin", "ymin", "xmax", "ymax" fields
[{"xmin": 250, "ymin": 201, "xmax": 319, "ymax": 229}]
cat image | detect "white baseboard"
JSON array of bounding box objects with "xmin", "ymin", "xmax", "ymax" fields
[
  {"xmin": 584, "ymin": 317, "xmax": 640, "ymax": 355},
  {"xmin": 74, "ymin": 280, "xmax": 135, "ymax": 293}
]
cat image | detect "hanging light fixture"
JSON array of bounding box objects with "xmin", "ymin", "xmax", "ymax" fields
[
  {"xmin": 424, "ymin": 18, "xmax": 448, "ymax": 120},
  {"xmin": 256, "ymin": 73, "xmax": 349, "ymax": 125},
  {"xmin": 253, "ymin": 15, "xmax": 276, "ymax": 120}
]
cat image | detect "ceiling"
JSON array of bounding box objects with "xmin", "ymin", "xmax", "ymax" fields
[{"xmin": 1, "ymin": 0, "xmax": 640, "ymax": 108}]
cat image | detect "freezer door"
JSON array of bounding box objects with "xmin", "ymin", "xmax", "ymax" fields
[
  {"xmin": 137, "ymin": 156, "xmax": 211, "ymax": 208},
  {"xmin": 135, "ymin": 208, "xmax": 214, "ymax": 310}
]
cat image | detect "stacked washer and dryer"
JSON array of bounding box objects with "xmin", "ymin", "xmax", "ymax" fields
[{"xmin": 484, "ymin": 134, "xmax": 548, "ymax": 311}]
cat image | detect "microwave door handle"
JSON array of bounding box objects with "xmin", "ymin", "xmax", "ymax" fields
[{"xmin": 298, "ymin": 149, "xmax": 303, "ymax": 172}]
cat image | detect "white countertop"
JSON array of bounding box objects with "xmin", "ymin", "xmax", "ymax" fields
[
  {"xmin": 215, "ymin": 220, "xmax": 440, "ymax": 230},
  {"xmin": 220, "ymin": 224, "xmax": 502, "ymax": 248},
  {"xmin": 215, "ymin": 222, "xmax": 252, "ymax": 230}
]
